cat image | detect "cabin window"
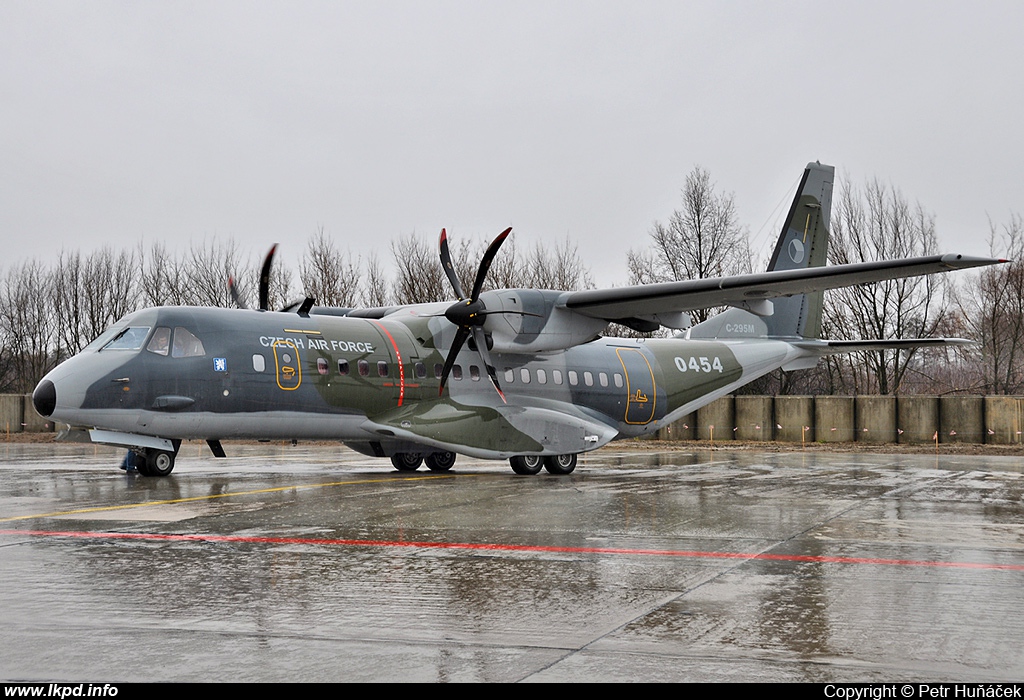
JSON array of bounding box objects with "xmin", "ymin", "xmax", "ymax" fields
[
  {"xmin": 536, "ymin": 369, "xmax": 547, "ymax": 384},
  {"xmin": 453, "ymin": 365, "xmax": 463, "ymax": 380},
  {"xmin": 415, "ymin": 362, "xmax": 427, "ymax": 379},
  {"xmin": 252, "ymin": 354, "xmax": 266, "ymax": 372},
  {"xmin": 434, "ymin": 363, "xmax": 443, "ymax": 379},
  {"xmin": 338, "ymin": 359, "xmax": 349, "ymax": 375},
  {"xmin": 317, "ymin": 358, "xmax": 329, "ymax": 375},
  {"xmin": 520, "ymin": 368, "xmax": 531, "ymax": 384},
  {"xmin": 584, "ymin": 371, "xmax": 594, "ymax": 387},
  {"xmin": 552, "ymin": 369, "xmax": 563, "ymax": 385},
  {"xmin": 568, "ymin": 370, "xmax": 579, "ymax": 386},
  {"xmin": 378, "ymin": 361, "xmax": 389, "ymax": 377},
  {"xmin": 599, "ymin": 372, "xmax": 609, "ymax": 387},
  {"xmin": 504, "ymin": 368, "xmax": 514, "ymax": 383},
  {"xmin": 172, "ymin": 327, "xmax": 205, "ymax": 358},
  {"xmin": 358, "ymin": 360, "xmax": 370, "ymax": 377},
  {"xmin": 146, "ymin": 327, "xmax": 171, "ymax": 356},
  {"xmin": 470, "ymin": 365, "xmax": 480, "ymax": 381},
  {"xmin": 614, "ymin": 373, "xmax": 623, "ymax": 388},
  {"xmin": 102, "ymin": 326, "xmax": 151, "ymax": 351}
]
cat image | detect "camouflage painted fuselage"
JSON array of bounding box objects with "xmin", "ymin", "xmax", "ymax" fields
[{"xmin": 37, "ymin": 304, "xmax": 806, "ymax": 459}]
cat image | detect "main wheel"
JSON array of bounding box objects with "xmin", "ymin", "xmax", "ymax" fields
[
  {"xmin": 391, "ymin": 453, "xmax": 423, "ymax": 472},
  {"xmin": 145, "ymin": 450, "xmax": 176, "ymax": 477},
  {"xmin": 509, "ymin": 455, "xmax": 543, "ymax": 475},
  {"xmin": 543, "ymin": 454, "xmax": 577, "ymax": 475},
  {"xmin": 424, "ymin": 452, "xmax": 456, "ymax": 472}
]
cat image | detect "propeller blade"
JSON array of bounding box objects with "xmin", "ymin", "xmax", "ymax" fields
[
  {"xmin": 438, "ymin": 229, "xmax": 466, "ymax": 301},
  {"xmin": 471, "ymin": 327, "xmax": 506, "ymax": 403},
  {"xmin": 438, "ymin": 325, "xmax": 471, "ymax": 396},
  {"xmin": 258, "ymin": 244, "xmax": 278, "ymax": 311},
  {"xmin": 471, "ymin": 227, "xmax": 512, "ymax": 301},
  {"xmin": 228, "ymin": 276, "xmax": 248, "ymax": 309}
]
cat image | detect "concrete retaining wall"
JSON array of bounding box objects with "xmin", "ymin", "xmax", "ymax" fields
[
  {"xmin": 856, "ymin": 396, "xmax": 897, "ymax": 444},
  {"xmin": 940, "ymin": 395, "xmax": 984, "ymax": 444},
  {"xmin": 774, "ymin": 396, "xmax": 814, "ymax": 443},
  {"xmin": 0, "ymin": 395, "xmax": 23, "ymax": 435},
  {"xmin": 897, "ymin": 396, "xmax": 939, "ymax": 444},
  {"xmin": 815, "ymin": 396, "xmax": 854, "ymax": 443},
  {"xmin": 735, "ymin": 396, "xmax": 773, "ymax": 441},
  {"xmin": 697, "ymin": 396, "xmax": 734, "ymax": 441},
  {"xmin": 653, "ymin": 394, "xmax": 1024, "ymax": 446},
  {"xmin": 985, "ymin": 396, "xmax": 1024, "ymax": 444}
]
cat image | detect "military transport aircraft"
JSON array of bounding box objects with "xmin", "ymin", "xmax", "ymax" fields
[{"xmin": 32, "ymin": 163, "xmax": 1002, "ymax": 476}]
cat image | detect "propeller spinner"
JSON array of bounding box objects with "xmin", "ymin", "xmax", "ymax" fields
[{"xmin": 437, "ymin": 228, "xmax": 511, "ymax": 402}]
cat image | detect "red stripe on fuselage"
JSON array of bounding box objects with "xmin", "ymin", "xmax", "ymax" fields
[{"xmin": 371, "ymin": 320, "xmax": 405, "ymax": 407}]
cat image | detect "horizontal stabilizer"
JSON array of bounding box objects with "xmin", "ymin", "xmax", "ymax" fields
[
  {"xmin": 564, "ymin": 254, "xmax": 1003, "ymax": 321},
  {"xmin": 793, "ymin": 338, "xmax": 975, "ymax": 354}
]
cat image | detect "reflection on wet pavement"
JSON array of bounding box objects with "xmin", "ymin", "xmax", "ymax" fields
[{"xmin": 1, "ymin": 444, "xmax": 1023, "ymax": 681}]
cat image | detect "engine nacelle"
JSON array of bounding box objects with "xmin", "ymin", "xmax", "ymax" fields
[{"xmin": 481, "ymin": 289, "xmax": 607, "ymax": 354}]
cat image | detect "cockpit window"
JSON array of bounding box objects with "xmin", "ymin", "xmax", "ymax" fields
[
  {"xmin": 100, "ymin": 326, "xmax": 151, "ymax": 351},
  {"xmin": 171, "ymin": 327, "xmax": 205, "ymax": 358},
  {"xmin": 147, "ymin": 327, "xmax": 171, "ymax": 356}
]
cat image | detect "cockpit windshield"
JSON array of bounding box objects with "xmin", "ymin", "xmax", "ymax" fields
[{"xmin": 95, "ymin": 326, "xmax": 152, "ymax": 351}]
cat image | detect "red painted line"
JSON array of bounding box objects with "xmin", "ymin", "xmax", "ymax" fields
[{"xmin": 2, "ymin": 528, "xmax": 1023, "ymax": 571}]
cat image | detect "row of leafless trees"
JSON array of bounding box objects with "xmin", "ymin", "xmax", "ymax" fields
[
  {"xmin": 2, "ymin": 169, "xmax": 1021, "ymax": 397},
  {"xmin": 0, "ymin": 231, "xmax": 594, "ymax": 392}
]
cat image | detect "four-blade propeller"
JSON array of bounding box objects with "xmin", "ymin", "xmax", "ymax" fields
[{"xmin": 437, "ymin": 227, "xmax": 512, "ymax": 402}]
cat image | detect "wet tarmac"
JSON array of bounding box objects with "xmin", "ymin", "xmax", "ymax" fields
[{"xmin": 1, "ymin": 442, "xmax": 1023, "ymax": 682}]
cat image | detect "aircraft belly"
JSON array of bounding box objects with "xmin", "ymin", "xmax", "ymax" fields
[
  {"xmin": 78, "ymin": 410, "xmax": 370, "ymax": 441},
  {"xmin": 364, "ymin": 399, "xmax": 618, "ymax": 459}
]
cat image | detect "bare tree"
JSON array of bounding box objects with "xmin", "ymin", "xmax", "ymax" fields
[
  {"xmin": 0, "ymin": 260, "xmax": 56, "ymax": 392},
  {"xmin": 361, "ymin": 251, "xmax": 390, "ymax": 307},
  {"xmin": 390, "ymin": 232, "xmax": 448, "ymax": 305},
  {"xmin": 299, "ymin": 228, "xmax": 362, "ymax": 307},
  {"xmin": 523, "ymin": 236, "xmax": 595, "ymax": 291},
  {"xmin": 826, "ymin": 178, "xmax": 946, "ymax": 394},
  {"xmin": 627, "ymin": 166, "xmax": 748, "ymax": 323},
  {"xmin": 956, "ymin": 214, "xmax": 1024, "ymax": 394},
  {"xmin": 185, "ymin": 239, "xmax": 247, "ymax": 307},
  {"xmin": 140, "ymin": 242, "xmax": 189, "ymax": 307}
]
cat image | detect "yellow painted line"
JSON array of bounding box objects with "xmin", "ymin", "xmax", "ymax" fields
[
  {"xmin": 0, "ymin": 473, "xmax": 472, "ymax": 523},
  {"xmin": 283, "ymin": 329, "xmax": 322, "ymax": 335}
]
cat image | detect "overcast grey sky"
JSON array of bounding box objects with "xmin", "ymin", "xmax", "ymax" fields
[{"xmin": 2, "ymin": 1, "xmax": 1021, "ymax": 287}]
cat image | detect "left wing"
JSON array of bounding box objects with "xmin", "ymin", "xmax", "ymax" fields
[{"xmin": 563, "ymin": 254, "xmax": 1002, "ymax": 321}]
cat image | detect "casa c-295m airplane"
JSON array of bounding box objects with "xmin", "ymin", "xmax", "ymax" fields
[{"xmin": 32, "ymin": 163, "xmax": 1002, "ymax": 477}]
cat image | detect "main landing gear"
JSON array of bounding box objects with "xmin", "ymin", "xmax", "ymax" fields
[
  {"xmin": 509, "ymin": 454, "xmax": 577, "ymax": 475},
  {"xmin": 128, "ymin": 448, "xmax": 178, "ymax": 477},
  {"xmin": 390, "ymin": 451, "xmax": 458, "ymax": 473}
]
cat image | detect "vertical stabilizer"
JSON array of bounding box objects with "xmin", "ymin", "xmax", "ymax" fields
[
  {"xmin": 764, "ymin": 162, "xmax": 833, "ymax": 338},
  {"xmin": 688, "ymin": 162, "xmax": 833, "ymax": 341}
]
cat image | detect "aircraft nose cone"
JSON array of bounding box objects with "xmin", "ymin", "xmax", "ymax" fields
[{"xmin": 33, "ymin": 379, "xmax": 56, "ymax": 417}]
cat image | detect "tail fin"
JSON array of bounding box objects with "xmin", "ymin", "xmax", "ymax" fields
[
  {"xmin": 763, "ymin": 162, "xmax": 833, "ymax": 338},
  {"xmin": 688, "ymin": 162, "xmax": 833, "ymax": 341}
]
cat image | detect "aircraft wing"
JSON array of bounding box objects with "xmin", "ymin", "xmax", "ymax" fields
[{"xmin": 562, "ymin": 254, "xmax": 1003, "ymax": 321}]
